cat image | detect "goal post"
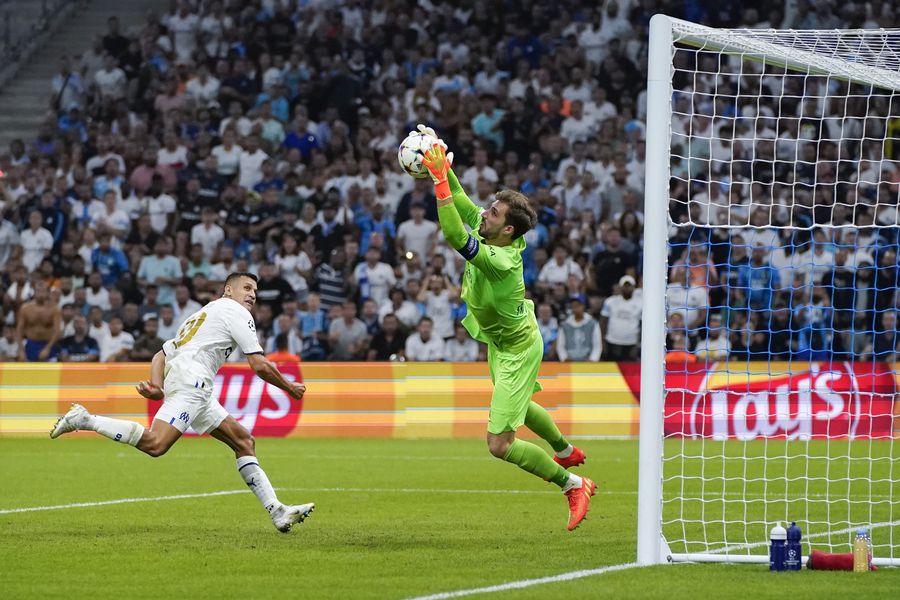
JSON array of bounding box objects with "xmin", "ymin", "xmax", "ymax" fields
[{"xmin": 638, "ymin": 14, "xmax": 900, "ymax": 567}]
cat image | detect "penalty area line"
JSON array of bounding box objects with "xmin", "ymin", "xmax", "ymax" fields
[
  {"xmin": 0, "ymin": 489, "xmax": 249, "ymax": 515},
  {"xmin": 403, "ymin": 562, "xmax": 641, "ymax": 600}
]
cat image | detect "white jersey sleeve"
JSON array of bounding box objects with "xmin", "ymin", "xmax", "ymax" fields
[{"xmin": 228, "ymin": 302, "xmax": 264, "ymax": 355}]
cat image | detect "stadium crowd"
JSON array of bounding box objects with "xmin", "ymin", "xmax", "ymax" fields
[{"xmin": 0, "ymin": 0, "xmax": 898, "ymax": 365}]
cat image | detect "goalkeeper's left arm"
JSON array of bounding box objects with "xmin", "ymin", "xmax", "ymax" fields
[{"xmin": 424, "ymin": 143, "xmax": 513, "ymax": 281}]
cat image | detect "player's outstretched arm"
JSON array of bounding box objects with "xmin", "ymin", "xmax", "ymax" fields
[
  {"xmin": 416, "ymin": 124, "xmax": 480, "ymax": 228},
  {"xmin": 423, "ymin": 144, "xmax": 510, "ymax": 280},
  {"xmin": 136, "ymin": 350, "xmax": 165, "ymax": 400},
  {"xmin": 447, "ymin": 167, "xmax": 482, "ymax": 229},
  {"xmin": 246, "ymin": 353, "xmax": 306, "ymax": 400}
]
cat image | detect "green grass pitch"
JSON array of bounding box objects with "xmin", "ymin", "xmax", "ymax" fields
[{"xmin": 1, "ymin": 437, "xmax": 897, "ymax": 599}]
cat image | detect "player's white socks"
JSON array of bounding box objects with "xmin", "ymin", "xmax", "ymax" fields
[
  {"xmin": 90, "ymin": 415, "xmax": 145, "ymax": 446},
  {"xmin": 236, "ymin": 456, "xmax": 281, "ymax": 514},
  {"xmin": 562, "ymin": 473, "xmax": 583, "ymax": 493},
  {"xmin": 556, "ymin": 444, "xmax": 574, "ymax": 459}
]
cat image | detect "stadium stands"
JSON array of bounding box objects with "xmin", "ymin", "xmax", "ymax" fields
[{"xmin": 0, "ymin": 0, "xmax": 897, "ymax": 363}]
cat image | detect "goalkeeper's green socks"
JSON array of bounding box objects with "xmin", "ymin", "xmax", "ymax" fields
[
  {"xmin": 524, "ymin": 402, "xmax": 571, "ymax": 454},
  {"xmin": 502, "ymin": 438, "xmax": 576, "ymax": 489}
]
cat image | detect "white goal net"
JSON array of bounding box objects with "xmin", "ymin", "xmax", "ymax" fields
[{"xmin": 638, "ymin": 15, "xmax": 900, "ymax": 566}]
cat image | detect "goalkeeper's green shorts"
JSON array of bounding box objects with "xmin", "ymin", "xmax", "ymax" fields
[{"xmin": 486, "ymin": 331, "xmax": 544, "ymax": 434}]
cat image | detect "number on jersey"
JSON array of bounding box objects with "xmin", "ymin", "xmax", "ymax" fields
[{"xmin": 173, "ymin": 312, "xmax": 207, "ymax": 348}]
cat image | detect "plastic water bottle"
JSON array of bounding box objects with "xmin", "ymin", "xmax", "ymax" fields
[
  {"xmin": 785, "ymin": 522, "xmax": 802, "ymax": 571},
  {"xmin": 770, "ymin": 522, "xmax": 787, "ymax": 571},
  {"xmin": 853, "ymin": 528, "xmax": 870, "ymax": 572}
]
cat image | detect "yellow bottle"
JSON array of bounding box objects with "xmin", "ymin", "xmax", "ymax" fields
[{"xmin": 853, "ymin": 528, "xmax": 870, "ymax": 572}]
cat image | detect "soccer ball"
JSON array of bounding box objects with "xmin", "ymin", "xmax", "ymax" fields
[{"xmin": 397, "ymin": 131, "xmax": 438, "ymax": 179}]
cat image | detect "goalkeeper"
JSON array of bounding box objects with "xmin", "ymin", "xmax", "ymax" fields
[{"xmin": 418, "ymin": 125, "xmax": 595, "ymax": 531}]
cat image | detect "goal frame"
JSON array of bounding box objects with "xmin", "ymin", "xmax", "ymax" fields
[{"xmin": 637, "ymin": 14, "xmax": 900, "ymax": 567}]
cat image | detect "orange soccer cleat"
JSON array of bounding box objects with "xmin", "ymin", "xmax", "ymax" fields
[
  {"xmin": 565, "ymin": 477, "xmax": 597, "ymax": 531},
  {"xmin": 553, "ymin": 446, "xmax": 586, "ymax": 469}
]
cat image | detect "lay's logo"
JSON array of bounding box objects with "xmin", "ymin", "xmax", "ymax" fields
[{"xmin": 663, "ymin": 363, "xmax": 896, "ymax": 441}]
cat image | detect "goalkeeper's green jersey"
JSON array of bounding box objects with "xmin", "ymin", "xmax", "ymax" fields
[{"xmin": 437, "ymin": 170, "xmax": 538, "ymax": 354}]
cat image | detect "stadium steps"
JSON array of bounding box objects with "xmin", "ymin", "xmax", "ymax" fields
[{"xmin": 0, "ymin": 0, "xmax": 168, "ymax": 150}]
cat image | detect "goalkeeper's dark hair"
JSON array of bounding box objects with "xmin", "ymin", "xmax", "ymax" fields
[
  {"xmin": 496, "ymin": 189, "xmax": 537, "ymax": 240},
  {"xmin": 225, "ymin": 272, "xmax": 259, "ymax": 287}
]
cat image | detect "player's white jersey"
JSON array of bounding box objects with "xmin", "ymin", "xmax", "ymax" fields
[{"xmin": 162, "ymin": 297, "xmax": 263, "ymax": 388}]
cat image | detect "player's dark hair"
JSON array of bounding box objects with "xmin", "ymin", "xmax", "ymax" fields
[
  {"xmin": 275, "ymin": 332, "xmax": 289, "ymax": 350},
  {"xmin": 225, "ymin": 272, "xmax": 259, "ymax": 287},
  {"xmin": 496, "ymin": 189, "xmax": 537, "ymax": 240}
]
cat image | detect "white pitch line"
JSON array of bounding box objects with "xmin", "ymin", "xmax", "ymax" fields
[
  {"xmin": 0, "ymin": 489, "xmax": 248, "ymax": 515},
  {"xmin": 403, "ymin": 562, "xmax": 640, "ymax": 600},
  {"xmin": 0, "ymin": 487, "xmax": 565, "ymax": 516}
]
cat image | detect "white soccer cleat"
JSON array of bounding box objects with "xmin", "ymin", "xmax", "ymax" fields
[
  {"xmin": 271, "ymin": 502, "xmax": 315, "ymax": 533},
  {"xmin": 50, "ymin": 403, "xmax": 91, "ymax": 439}
]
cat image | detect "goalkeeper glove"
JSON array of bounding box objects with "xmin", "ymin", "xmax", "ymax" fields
[
  {"xmin": 422, "ymin": 142, "xmax": 453, "ymax": 200},
  {"xmin": 417, "ymin": 124, "xmax": 454, "ymax": 200}
]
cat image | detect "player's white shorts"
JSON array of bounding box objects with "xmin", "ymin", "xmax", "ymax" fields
[{"xmin": 153, "ymin": 375, "xmax": 228, "ymax": 435}]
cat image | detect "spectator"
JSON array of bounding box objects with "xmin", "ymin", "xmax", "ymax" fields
[
  {"xmin": 591, "ymin": 227, "xmax": 635, "ymax": 297},
  {"xmin": 353, "ymin": 247, "xmax": 396, "ymax": 307},
  {"xmin": 417, "ymin": 273, "xmax": 458, "ymax": 340},
  {"xmin": 172, "ymin": 284, "xmax": 202, "ymax": 324},
  {"xmin": 91, "ymin": 233, "xmax": 129, "ymax": 287},
  {"xmin": 99, "ymin": 316, "xmax": 134, "ymax": 362},
  {"xmin": 130, "ymin": 316, "xmax": 164, "ymax": 361},
  {"xmin": 15, "ymin": 281, "xmax": 61, "ymax": 361},
  {"xmin": 152, "ymin": 303, "xmax": 176, "ymax": 342},
  {"xmin": 0, "ymin": 323, "xmax": 18, "ymax": 360},
  {"xmin": 238, "ymin": 135, "xmax": 269, "ymax": 190},
  {"xmin": 185, "ymin": 243, "xmax": 212, "ymax": 279},
  {"xmin": 267, "ymin": 332, "xmax": 301, "ymax": 364},
  {"xmin": 137, "ymin": 237, "xmax": 182, "ymax": 307},
  {"xmin": 298, "ymin": 292, "xmax": 328, "ymax": 361},
  {"xmin": 600, "ymin": 275, "xmax": 643, "ymax": 360},
  {"xmin": 20, "ymin": 210, "xmax": 54, "ymax": 272},
  {"xmin": 274, "ymin": 234, "xmax": 311, "ymax": 300},
  {"xmin": 368, "ymin": 313, "xmax": 407, "ymax": 361},
  {"xmin": 51, "ymin": 55, "xmax": 84, "ymax": 114},
  {"xmin": 328, "ymin": 301, "xmax": 368, "ymax": 360},
  {"xmin": 94, "ymin": 54, "xmax": 126, "ymax": 102},
  {"xmin": 314, "ymin": 247, "xmax": 350, "ymax": 310},
  {"xmin": 736, "ymin": 246, "xmax": 778, "ymax": 311},
  {"xmin": 664, "ymin": 332, "xmax": 697, "ymax": 365},
  {"xmin": 397, "ymin": 201, "xmax": 438, "ymax": 268},
  {"xmin": 142, "ymin": 175, "xmax": 177, "ymax": 234},
  {"xmin": 536, "ymin": 302, "xmax": 559, "ymax": 359},
  {"xmin": 256, "ymin": 263, "xmax": 295, "ymax": 317},
  {"xmin": 556, "ymin": 295, "xmax": 602, "ymax": 362},
  {"xmin": 471, "ymin": 94, "xmax": 505, "ymax": 151},
  {"xmin": 190, "ymin": 207, "xmax": 224, "ymax": 261},
  {"xmin": 666, "ymin": 265, "xmax": 709, "ymax": 335},
  {"xmin": 538, "ymin": 245, "xmax": 584, "ymax": 293},
  {"xmin": 868, "ymin": 310, "xmax": 899, "ymax": 361},
  {"xmin": 694, "ymin": 313, "xmax": 731, "ymax": 360},
  {"xmin": 87, "ymin": 305, "xmax": 110, "ymax": 341},
  {"xmin": 58, "ymin": 315, "xmax": 99, "ymax": 362},
  {"xmin": 443, "ymin": 323, "xmax": 479, "ymax": 362},
  {"xmin": 359, "ymin": 299, "xmax": 381, "ymax": 337},
  {"xmin": 405, "ymin": 316, "xmax": 445, "ymax": 361},
  {"xmin": 168, "ymin": 2, "xmax": 199, "ymax": 62},
  {"xmin": 378, "ymin": 288, "xmax": 421, "ymax": 330}
]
